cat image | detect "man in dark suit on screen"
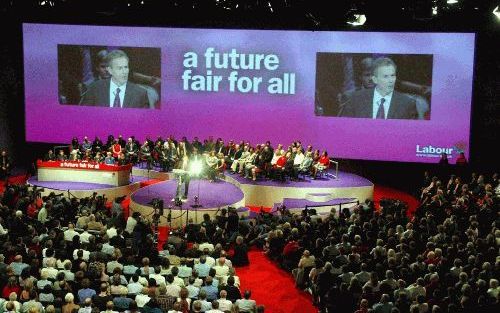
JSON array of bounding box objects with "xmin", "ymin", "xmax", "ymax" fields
[
  {"xmin": 338, "ymin": 57, "xmax": 418, "ymax": 120},
  {"xmin": 79, "ymin": 49, "xmax": 149, "ymax": 108}
]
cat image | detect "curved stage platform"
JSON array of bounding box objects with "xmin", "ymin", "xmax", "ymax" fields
[
  {"xmin": 129, "ymin": 170, "xmax": 373, "ymax": 227},
  {"xmin": 225, "ymin": 171, "xmax": 373, "ymax": 207},
  {"xmin": 130, "ymin": 179, "xmax": 246, "ymax": 227}
]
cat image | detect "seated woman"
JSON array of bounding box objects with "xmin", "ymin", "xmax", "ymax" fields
[
  {"xmin": 205, "ymin": 151, "xmax": 219, "ymax": 182},
  {"xmin": 104, "ymin": 152, "xmax": 115, "ymax": 165},
  {"xmin": 270, "ymin": 151, "xmax": 288, "ymax": 181},
  {"xmin": 111, "ymin": 139, "xmax": 122, "ymax": 158},
  {"xmin": 311, "ymin": 151, "xmax": 330, "ymax": 179},
  {"xmin": 69, "ymin": 149, "xmax": 80, "ymax": 161}
]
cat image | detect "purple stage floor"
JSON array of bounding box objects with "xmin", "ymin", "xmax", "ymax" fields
[
  {"xmin": 28, "ymin": 175, "xmax": 150, "ymax": 190},
  {"xmin": 226, "ymin": 170, "xmax": 372, "ymax": 188},
  {"xmin": 131, "ymin": 179, "xmax": 244, "ymax": 210}
]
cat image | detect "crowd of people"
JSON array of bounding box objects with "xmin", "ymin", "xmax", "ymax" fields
[
  {"xmin": 41, "ymin": 135, "xmax": 332, "ymax": 182},
  {"xmin": 254, "ymin": 169, "xmax": 499, "ymax": 313},
  {"xmin": 3, "ymin": 134, "xmax": 499, "ymax": 313},
  {"xmin": 0, "ymin": 183, "xmax": 264, "ymax": 313}
]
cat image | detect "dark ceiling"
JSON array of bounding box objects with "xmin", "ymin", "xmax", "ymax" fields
[{"xmin": 2, "ymin": 0, "xmax": 499, "ymax": 32}]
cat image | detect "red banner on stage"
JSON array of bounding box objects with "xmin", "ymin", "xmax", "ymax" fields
[{"xmin": 37, "ymin": 160, "xmax": 132, "ymax": 172}]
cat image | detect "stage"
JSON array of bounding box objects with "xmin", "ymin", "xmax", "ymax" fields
[
  {"xmin": 30, "ymin": 164, "xmax": 373, "ymax": 227},
  {"xmin": 130, "ymin": 179, "xmax": 247, "ymax": 227},
  {"xmin": 129, "ymin": 170, "xmax": 373, "ymax": 227}
]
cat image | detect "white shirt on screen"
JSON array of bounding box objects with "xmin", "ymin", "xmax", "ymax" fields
[
  {"xmin": 372, "ymin": 89, "xmax": 393, "ymax": 119},
  {"xmin": 109, "ymin": 80, "xmax": 127, "ymax": 108}
]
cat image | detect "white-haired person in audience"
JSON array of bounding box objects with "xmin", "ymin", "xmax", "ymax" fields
[
  {"xmin": 3, "ymin": 292, "xmax": 21, "ymax": 312},
  {"xmin": 218, "ymin": 290, "xmax": 233, "ymax": 312},
  {"xmin": 61, "ymin": 293, "xmax": 79, "ymax": 313}
]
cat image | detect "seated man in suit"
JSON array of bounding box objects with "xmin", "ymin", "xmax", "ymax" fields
[
  {"xmin": 79, "ymin": 50, "xmax": 149, "ymax": 108},
  {"xmin": 339, "ymin": 57, "xmax": 418, "ymax": 120}
]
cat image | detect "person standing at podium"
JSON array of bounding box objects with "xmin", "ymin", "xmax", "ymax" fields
[{"xmin": 175, "ymin": 154, "xmax": 191, "ymax": 200}]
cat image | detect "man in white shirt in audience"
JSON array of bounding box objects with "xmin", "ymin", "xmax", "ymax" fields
[
  {"xmin": 235, "ymin": 290, "xmax": 257, "ymax": 313},
  {"xmin": 64, "ymin": 223, "xmax": 79, "ymax": 242},
  {"xmin": 217, "ymin": 290, "xmax": 233, "ymax": 312}
]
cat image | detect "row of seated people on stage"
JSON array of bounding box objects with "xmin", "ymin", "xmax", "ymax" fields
[
  {"xmin": 229, "ymin": 145, "xmax": 330, "ymax": 181},
  {"xmin": 0, "ymin": 185, "xmax": 265, "ymax": 313},
  {"xmin": 43, "ymin": 136, "xmax": 332, "ymax": 182},
  {"xmin": 256, "ymin": 170, "xmax": 499, "ymax": 313}
]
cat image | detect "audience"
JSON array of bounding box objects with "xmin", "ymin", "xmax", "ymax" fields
[{"xmin": 1, "ymin": 135, "xmax": 499, "ymax": 313}]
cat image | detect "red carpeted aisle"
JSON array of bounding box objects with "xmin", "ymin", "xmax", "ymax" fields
[{"xmin": 236, "ymin": 248, "xmax": 317, "ymax": 313}]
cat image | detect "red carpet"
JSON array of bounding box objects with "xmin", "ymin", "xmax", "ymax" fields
[
  {"xmin": 140, "ymin": 179, "xmax": 164, "ymax": 187},
  {"xmin": 236, "ymin": 248, "xmax": 317, "ymax": 313},
  {"xmin": 373, "ymin": 185, "xmax": 419, "ymax": 217},
  {"xmin": 0, "ymin": 174, "xmax": 29, "ymax": 194}
]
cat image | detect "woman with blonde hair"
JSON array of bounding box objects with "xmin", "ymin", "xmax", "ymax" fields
[{"xmin": 61, "ymin": 293, "xmax": 79, "ymax": 313}]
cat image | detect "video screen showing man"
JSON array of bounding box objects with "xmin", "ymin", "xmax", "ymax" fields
[
  {"xmin": 58, "ymin": 45, "xmax": 161, "ymax": 109},
  {"xmin": 80, "ymin": 49, "xmax": 150, "ymax": 108},
  {"xmin": 315, "ymin": 53, "xmax": 433, "ymax": 120}
]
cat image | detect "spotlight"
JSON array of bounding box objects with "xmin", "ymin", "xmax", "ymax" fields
[
  {"xmin": 494, "ymin": 6, "xmax": 500, "ymax": 20},
  {"xmin": 447, "ymin": 0, "xmax": 458, "ymax": 4},
  {"xmin": 190, "ymin": 160, "xmax": 203, "ymax": 176},
  {"xmin": 346, "ymin": 13, "xmax": 367, "ymax": 26},
  {"xmin": 432, "ymin": 6, "xmax": 438, "ymax": 15}
]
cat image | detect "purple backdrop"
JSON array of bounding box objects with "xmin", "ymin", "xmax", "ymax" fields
[{"xmin": 23, "ymin": 24, "xmax": 475, "ymax": 163}]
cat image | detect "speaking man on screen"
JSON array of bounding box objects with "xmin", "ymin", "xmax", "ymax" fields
[
  {"xmin": 338, "ymin": 57, "xmax": 418, "ymax": 119},
  {"xmin": 79, "ymin": 49, "xmax": 149, "ymax": 108}
]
